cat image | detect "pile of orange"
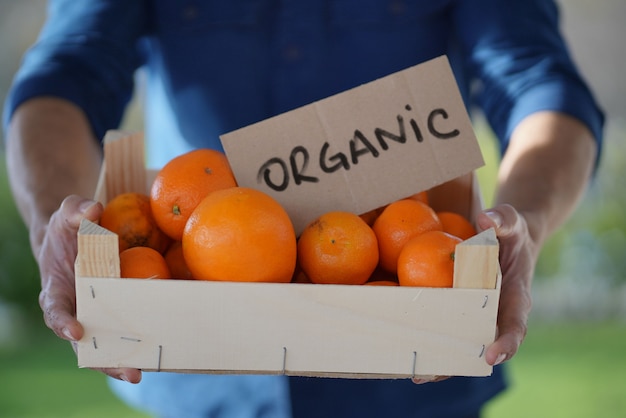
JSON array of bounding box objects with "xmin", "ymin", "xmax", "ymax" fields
[
  {"xmin": 99, "ymin": 148, "xmax": 477, "ymax": 287},
  {"xmin": 100, "ymin": 148, "xmax": 297, "ymax": 282},
  {"xmin": 297, "ymin": 194, "xmax": 476, "ymax": 287}
]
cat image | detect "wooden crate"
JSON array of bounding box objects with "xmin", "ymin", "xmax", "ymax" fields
[{"xmin": 75, "ymin": 131, "xmax": 501, "ymax": 379}]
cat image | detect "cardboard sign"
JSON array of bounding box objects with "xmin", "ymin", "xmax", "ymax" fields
[{"xmin": 220, "ymin": 55, "xmax": 484, "ymax": 233}]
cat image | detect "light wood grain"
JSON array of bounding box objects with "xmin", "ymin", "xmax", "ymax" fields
[
  {"xmin": 94, "ymin": 130, "xmax": 146, "ymax": 204},
  {"xmin": 75, "ymin": 219, "xmax": 120, "ymax": 279},
  {"xmin": 454, "ymin": 228, "xmax": 500, "ymax": 289},
  {"xmin": 76, "ymin": 276, "xmax": 500, "ymax": 378}
]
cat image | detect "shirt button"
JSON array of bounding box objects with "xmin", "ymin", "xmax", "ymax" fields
[
  {"xmin": 389, "ymin": 0, "xmax": 406, "ymax": 16},
  {"xmin": 283, "ymin": 44, "xmax": 301, "ymax": 61},
  {"xmin": 182, "ymin": 4, "xmax": 199, "ymax": 21}
]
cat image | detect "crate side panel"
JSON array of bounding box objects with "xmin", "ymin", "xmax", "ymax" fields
[{"xmin": 76, "ymin": 278, "xmax": 498, "ymax": 377}]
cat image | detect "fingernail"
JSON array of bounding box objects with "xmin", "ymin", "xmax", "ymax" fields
[
  {"xmin": 79, "ymin": 200, "xmax": 96, "ymax": 214},
  {"xmin": 494, "ymin": 353, "xmax": 507, "ymax": 366},
  {"xmin": 120, "ymin": 374, "xmax": 130, "ymax": 383},
  {"xmin": 61, "ymin": 327, "xmax": 75, "ymax": 341},
  {"xmin": 485, "ymin": 210, "xmax": 502, "ymax": 228}
]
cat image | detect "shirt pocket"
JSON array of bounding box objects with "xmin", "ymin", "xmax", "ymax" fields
[{"xmin": 152, "ymin": 0, "xmax": 271, "ymax": 33}]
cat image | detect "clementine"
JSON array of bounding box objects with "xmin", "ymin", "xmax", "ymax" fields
[
  {"xmin": 365, "ymin": 280, "xmax": 399, "ymax": 286},
  {"xmin": 164, "ymin": 241, "xmax": 194, "ymax": 280},
  {"xmin": 366, "ymin": 265, "xmax": 399, "ymax": 284},
  {"xmin": 437, "ymin": 211, "xmax": 477, "ymax": 241},
  {"xmin": 291, "ymin": 262, "xmax": 312, "ymax": 284},
  {"xmin": 150, "ymin": 148, "xmax": 237, "ymax": 241},
  {"xmin": 397, "ymin": 230, "xmax": 462, "ymax": 288},
  {"xmin": 183, "ymin": 187, "xmax": 297, "ymax": 283},
  {"xmin": 120, "ymin": 246, "xmax": 171, "ymax": 279},
  {"xmin": 406, "ymin": 190, "xmax": 429, "ymax": 205},
  {"xmin": 297, "ymin": 211, "xmax": 379, "ymax": 285},
  {"xmin": 372, "ymin": 199, "xmax": 442, "ymax": 274},
  {"xmin": 100, "ymin": 192, "xmax": 170, "ymax": 253},
  {"xmin": 359, "ymin": 206, "xmax": 385, "ymax": 226}
]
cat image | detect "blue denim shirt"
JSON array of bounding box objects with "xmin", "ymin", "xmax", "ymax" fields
[
  {"xmin": 3, "ymin": 1, "xmax": 604, "ymax": 417},
  {"xmin": 4, "ymin": 0, "xmax": 603, "ymax": 167}
]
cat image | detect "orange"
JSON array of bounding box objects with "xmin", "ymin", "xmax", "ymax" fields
[
  {"xmin": 120, "ymin": 246, "xmax": 171, "ymax": 279},
  {"xmin": 100, "ymin": 192, "xmax": 170, "ymax": 253},
  {"xmin": 437, "ymin": 211, "xmax": 477, "ymax": 241},
  {"xmin": 397, "ymin": 230, "xmax": 462, "ymax": 288},
  {"xmin": 183, "ymin": 187, "xmax": 297, "ymax": 283},
  {"xmin": 297, "ymin": 211, "xmax": 379, "ymax": 285},
  {"xmin": 365, "ymin": 280, "xmax": 399, "ymax": 286},
  {"xmin": 150, "ymin": 149, "xmax": 237, "ymax": 241},
  {"xmin": 366, "ymin": 265, "xmax": 399, "ymax": 284},
  {"xmin": 359, "ymin": 206, "xmax": 385, "ymax": 226},
  {"xmin": 164, "ymin": 241, "xmax": 194, "ymax": 280},
  {"xmin": 372, "ymin": 199, "xmax": 442, "ymax": 274},
  {"xmin": 291, "ymin": 262, "xmax": 312, "ymax": 284},
  {"xmin": 406, "ymin": 190, "xmax": 429, "ymax": 205}
]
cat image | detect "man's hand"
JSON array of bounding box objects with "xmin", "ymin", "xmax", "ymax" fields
[
  {"xmin": 38, "ymin": 195, "xmax": 142, "ymax": 383},
  {"xmin": 412, "ymin": 203, "xmax": 535, "ymax": 384},
  {"xmin": 477, "ymin": 204, "xmax": 536, "ymax": 367}
]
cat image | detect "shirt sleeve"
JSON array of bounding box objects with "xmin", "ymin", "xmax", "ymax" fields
[
  {"xmin": 453, "ymin": 0, "xmax": 605, "ymax": 156},
  {"xmin": 2, "ymin": 0, "xmax": 147, "ymax": 142}
]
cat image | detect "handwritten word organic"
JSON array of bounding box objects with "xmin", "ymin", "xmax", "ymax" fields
[{"xmin": 257, "ymin": 105, "xmax": 461, "ymax": 192}]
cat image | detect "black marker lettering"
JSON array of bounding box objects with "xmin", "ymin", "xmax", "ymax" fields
[
  {"xmin": 428, "ymin": 108, "xmax": 460, "ymax": 139},
  {"xmin": 320, "ymin": 142, "xmax": 350, "ymax": 173},
  {"xmin": 374, "ymin": 115, "xmax": 407, "ymax": 150},
  {"xmin": 290, "ymin": 146, "xmax": 319, "ymax": 185},
  {"xmin": 350, "ymin": 130, "xmax": 379, "ymax": 164},
  {"xmin": 405, "ymin": 104, "xmax": 424, "ymax": 142},
  {"xmin": 410, "ymin": 117, "xmax": 424, "ymax": 143},
  {"xmin": 256, "ymin": 105, "xmax": 460, "ymax": 192},
  {"xmin": 257, "ymin": 157, "xmax": 289, "ymax": 192}
]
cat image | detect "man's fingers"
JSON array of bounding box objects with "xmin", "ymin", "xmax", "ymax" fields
[
  {"xmin": 478, "ymin": 203, "xmax": 534, "ymax": 367},
  {"xmin": 488, "ymin": 282, "xmax": 532, "ymax": 365},
  {"xmin": 39, "ymin": 287, "xmax": 84, "ymax": 341},
  {"xmin": 59, "ymin": 194, "xmax": 102, "ymax": 226},
  {"xmin": 97, "ymin": 367, "xmax": 143, "ymax": 384},
  {"xmin": 37, "ymin": 195, "xmax": 102, "ymax": 341},
  {"xmin": 477, "ymin": 204, "xmax": 524, "ymax": 240},
  {"xmin": 486, "ymin": 318, "xmax": 528, "ymax": 366},
  {"xmin": 412, "ymin": 375, "xmax": 450, "ymax": 385}
]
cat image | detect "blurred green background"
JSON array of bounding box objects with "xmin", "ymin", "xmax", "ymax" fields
[{"xmin": 1, "ymin": 1, "xmax": 625, "ymax": 417}]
